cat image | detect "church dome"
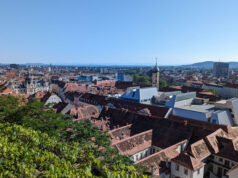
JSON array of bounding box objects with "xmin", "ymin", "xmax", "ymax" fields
[{"xmin": 152, "ymin": 60, "xmax": 159, "ymax": 73}]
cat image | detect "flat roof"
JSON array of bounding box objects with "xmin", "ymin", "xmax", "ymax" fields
[
  {"xmin": 215, "ymin": 100, "xmax": 227, "ymax": 104},
  {"xmin": 176, "ymin": 104, "xmax": 215, "ymax": 113}
]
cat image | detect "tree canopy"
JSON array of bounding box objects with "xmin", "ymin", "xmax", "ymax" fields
[
  {"xmin": 0, "ymin": 95, "xmax": 147, "ymax": 177},
  {"xmin": 205, "ymin": 88, "xmax": 219, "ymax": 96},
  {"xmin": 133, "ymin": 73, "xmax": 151, "ymax": 85}
]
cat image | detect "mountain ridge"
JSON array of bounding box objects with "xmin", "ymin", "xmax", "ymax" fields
[{"xmin": 181, "ymin": 61, "xmax": 238, "ymax": 69}]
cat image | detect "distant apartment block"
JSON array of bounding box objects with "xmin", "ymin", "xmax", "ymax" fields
[
  {"xmin": 213, "ymin": 62, "xmax": 229, "ymax": 77},
  {"xmin": 115, "ymin": 72, "xmax": 132, "ymax": 82},
  {"xmin": 10, "ymin": 64, "xmax": 19, "ymax": 69}
]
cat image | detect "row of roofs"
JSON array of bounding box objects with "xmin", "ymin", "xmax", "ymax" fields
[
  {"xmin": 3, "ymin": 77, "xmax": 238, "ymax": 177},
  {"xmin": 96, "ymin": 107, "xmax": 238, "ymax": 177},
  {"xmin": 47, "ymin": 79, "xmax": 238, "ymax": 177}
]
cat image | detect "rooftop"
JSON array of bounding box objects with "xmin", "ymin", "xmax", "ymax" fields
[{"xmin": 176, "ymin": 104, "xmax": 215, "ymax": 113}]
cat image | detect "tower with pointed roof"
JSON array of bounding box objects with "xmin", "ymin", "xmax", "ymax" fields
[{"xmin": 152, "ymin": 58, "xmax": 160, "ymax": 90}]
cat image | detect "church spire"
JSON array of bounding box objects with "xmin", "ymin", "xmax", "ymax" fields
[
  {"xmin": 153, "ymin": 57, "xmax": 159, "ymax": 73},
  {"xmin": 151, "ymin": 57, "xmax": 160, "ymax": 90}
]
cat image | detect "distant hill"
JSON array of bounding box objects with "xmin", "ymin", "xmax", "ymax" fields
[
  {"xmin": 24, "ymin": 63, "xmax": 47, "ymax": 66},
  {"xmin": 181, "ymin": 61, "xmax": 238, "ymax": 69}
]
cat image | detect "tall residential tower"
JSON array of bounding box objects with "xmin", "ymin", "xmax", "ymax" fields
[{"xmin": 213, "ymin": 62, "xmax": 229, "ymax": 77}]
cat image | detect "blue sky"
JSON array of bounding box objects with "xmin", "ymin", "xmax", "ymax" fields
[{"xmin": 0, "ymin": 0, "xmax": 238, "ymax": 65}]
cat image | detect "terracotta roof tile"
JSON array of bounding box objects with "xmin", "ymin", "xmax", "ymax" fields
[
  {"xmin": 135, "ymin": 140, "xmax": 187, "ymax": 174},
  {"xmin": 172, "ymin": 153, "xmax": 205, "ymax": 171},
  {"xmin": 187, "ymin": 139, "xmax": 211, "ymax": 160},
  {"xmin": 112, "ymin": 130, "xmax": 152, "ymax": 155}
]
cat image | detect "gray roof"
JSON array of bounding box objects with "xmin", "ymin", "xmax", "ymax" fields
[
  {"xmin": 120, "ymin": 87, "xmax": 158, "ymax": 102},
  {"xmin": 175, "ymin": 92, "xmax": 196, "ymax": 102},
  {"xmin": 177, "ymin": 104, "xmax": 215, "ymax": 113},
  {"xmin": 211, "ymin": 110, "xmax": 233, "ymax": 126}
]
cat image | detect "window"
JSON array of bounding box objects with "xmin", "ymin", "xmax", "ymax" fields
[
  {"xmin": 210, "ymin": 164, "xmax": 213, "ymax": 172},
  {"xmin": 197, "ymin": 168, "xmax": 200, "ymax": 174},
  {"xmin": 175, "ymin": 164, "xmax": 179, "ymax": 171},
  {"xmin": 223, "ymin": 169, "xmax": 228, "ymax": 176},
  {"xmin": 231, "ymin": 163, "xmax": 235, "ymax": 167},
  {"xmin": 217, "ymin": 167, "xmax": 222, "ymax": 177},
  {"xmin": 225, "ymin": 160, "xmax": 230, "ymax": 167},
  {"xmin": 210, "ymin": 155, "xmax": 214, "ymax": 159},
  {"xmin": 184, "ymin": 168, "xmax": 188, "ymax": 175},
  {"xmin": 151, "ymin": 166, "xmax": 154, "ymax": 174},
  {"xmin": 219, "ymin": 158, "xmax": 223, "ymax": 162}
]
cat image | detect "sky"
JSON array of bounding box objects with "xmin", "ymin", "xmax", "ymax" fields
[{"xmin": 1, "ymin": 0, "xmax": 238, "ymax": 65}]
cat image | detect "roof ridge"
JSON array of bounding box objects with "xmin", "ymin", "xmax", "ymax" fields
[
  {"xmin": 111, "ymin": 129, "xmax": 152, "ymax": 146},
  {"xmin": 135, "ymin": 139, "xmax": 187, "ymax": 164}
]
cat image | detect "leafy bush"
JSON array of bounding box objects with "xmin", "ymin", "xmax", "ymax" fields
[
  {"xmin": 133, "ymin": 74, "xmax": 151, "ymax": 85},
  {"xmin": 0, "ymin": 123, "xmax": 144, "ymax": 177},
  {"xmin": 0, "ymin": 95, "xmax": 147, "ymax": 177}
]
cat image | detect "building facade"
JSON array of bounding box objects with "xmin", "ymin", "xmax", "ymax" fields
[{"xmin": 213, "ymin": 62, "xmax": 229, "ymax": 78}]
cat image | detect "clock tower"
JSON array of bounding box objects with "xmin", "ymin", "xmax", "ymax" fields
[{"xmin": 152, "ymin": 59, "xmax": 160, "ymax": 90}]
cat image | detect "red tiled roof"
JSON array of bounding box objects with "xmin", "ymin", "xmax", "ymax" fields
[
  {"xmin": 135, "ymin": 140, "xmax": 187, "ymax": 174},
  {"xmin": 112, "ymin": 130, "xmax": 152, "ymax": 155},
  {"xmin": 172, "ymin": 153, "xmax": 205, "ymax": 171},
  {"xmin": 187, "ymin": 139, "xmax": 211, "ymax": 161},
  {"xmin": 205, "ymin": 128, "xmax": 228, "ymax": 154}
]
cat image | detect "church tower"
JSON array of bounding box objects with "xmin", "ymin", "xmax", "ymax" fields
[{"xmin": 152, "ymin": 58, "xmax": 160, "ymax": 90}]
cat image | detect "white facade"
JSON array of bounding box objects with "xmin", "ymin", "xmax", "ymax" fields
[
  {"xmin": 205, "ymin": 84, "xmax": 238, "ymax": 99},
  {"xmin": 210, "ymin": 155, "xmax": 237, "ymax": 178},
  {"xmin": 45, "ymin": 95, "xmax": 62, "ymax": 105},
  {"xmin": 222, "ymin": 87, "xmax": 238, "ymax": 98},
  {"xmin": 132, "ymin": 147, "xmax": 151, "ymax": 163},
  {"xmin": 210, "ymin": 110, "xmax": 233, "ymax": 126},
  {"xmin": 215, "ymin": 98, "xmax": 238, "ymax": 126},
  {"xmin": 171, "ymin": 162, "xmax": 204, "ymax": 178}
]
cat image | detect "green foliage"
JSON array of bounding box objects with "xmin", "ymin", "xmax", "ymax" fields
[
  {"xmin": 0, "ymin": 123, "xmax": 145, "ymax": 177},
  {"xmin": 0, "ymin": 95, "xmax": 23, "ymax": 123},
  {"xmin": 0, "ymin": 95, "xmax": 147, "ymax": 177},
  {"xmin": 133, "ymin": 74, "xmax": 151, "ymax": 85},
  {"xmin": 159, "ymin": 79, "xmax": 168, "ymax": 90},
  {"xmin": 205, "ymin": 88, "xmax": 219, "ymax": 96}
]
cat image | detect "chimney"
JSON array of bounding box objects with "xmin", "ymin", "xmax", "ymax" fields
[{"xmin": 184, "ymin": 120, "xmax": 188, "ymax": 126}]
